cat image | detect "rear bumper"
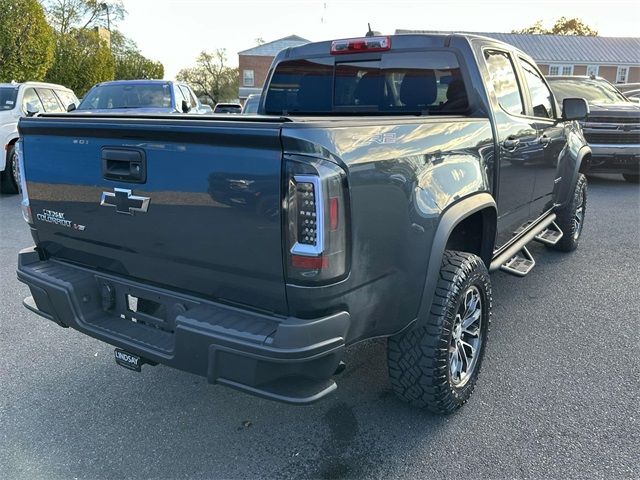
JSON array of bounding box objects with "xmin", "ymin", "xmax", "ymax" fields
[
  {"xmin": 17, "ymin": 247, "xmax": 349, "ymax": 404},
  {"xmin": 587, "ymin": 144, "xmax": 640, "ymax": 174}
]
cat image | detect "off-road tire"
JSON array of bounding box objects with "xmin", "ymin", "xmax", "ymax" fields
[
  {"xmin": 622, "ymin": 173, "xmax": 639, "ymax": 184},
  {"xmin": 387, "ymin": 251, "xmax": 491, "ymax": 414},
  {"xmin": 0, "ymin": 144, "xmax": 19, "ymax": 194},
  {"xmin": 549, "ymin": 173, "xmax": 587, "ymax": 252}
]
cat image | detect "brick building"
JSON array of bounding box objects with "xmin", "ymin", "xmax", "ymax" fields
[
  {"xmin": 397, "ymin": 30, "xmax": 640, "ymax": 84},
  {"xmin": 238, "ymin": 35, "xmax": 309, "ymax": 100}
]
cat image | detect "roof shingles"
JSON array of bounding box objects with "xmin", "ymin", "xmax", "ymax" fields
[{"xmin": 396, "ymin": 30, "xmax": 640, "ymax": 65}]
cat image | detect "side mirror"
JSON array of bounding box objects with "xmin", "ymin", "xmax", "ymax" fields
[
  {"xmin": 67, "ymin": 103, "xmax": 77, "ymax": 112},
  {"xmin": 25, "ymin": 102, "xmax": 40, "ymax": 117},
  {"xmin": 562, "ymin": 98, "xmax": 589, "ymax": 121},
  {"xmin": 181, "ymin": 100, "xmax": 190, "ymax": 113}
]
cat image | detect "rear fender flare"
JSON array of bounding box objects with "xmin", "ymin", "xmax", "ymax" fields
[{"xmin": 415, "ymin": 192, "xmax": 497, "ymax": 329}]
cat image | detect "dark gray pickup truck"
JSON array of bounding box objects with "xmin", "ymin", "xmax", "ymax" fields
[{"xmin": 16, "ymin": 34, "xmax": 591, "ymax": 413}]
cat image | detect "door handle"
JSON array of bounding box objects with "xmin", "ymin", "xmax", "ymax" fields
[
  {"xmin": 102, "ymin": 148, "xmax": 147, "ymax": 183},
  {"xmin": 502, "ymin": 137, "xmax": 520, "ymax": 151},
  {"xmin": 539, "ymin": 135, "xmax": 551, "ymax": 147}
]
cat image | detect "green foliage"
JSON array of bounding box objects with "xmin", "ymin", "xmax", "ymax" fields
[
  {"xmin": 111, "ymin": 30, "xmax": 164, "ymax": 80},
  {"xmin": 0, "ymin": 0, "xmax": 55, "ymax": 82},
  {"xmin": 176, "ymin": 49, "xmax": 239, "ymax": 104},
  {"xmin": 115, "ymin": 52, "xmax": 164, "ymax": 80},
  {"xmin": 42, "ymin": 0, "xmax": 125, "ymax": 33},
  {"xmin": 513, "ymin": 17, "xmax": 598, "ymax": 36},
  {"xmin": 45, "ymin": 29, "xmax": 114, "ymax": 95}
]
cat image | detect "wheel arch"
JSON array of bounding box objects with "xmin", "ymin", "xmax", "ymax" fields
[
  {"xmin": 415, "ymin": 192, "xmax": 497, "ymax": 328},
  {"xmin": 2, "ymin": 135, "xmax": 19, "ymax": 172}
]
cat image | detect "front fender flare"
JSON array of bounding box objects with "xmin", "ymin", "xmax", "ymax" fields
[{"xmin": 415, "ymin": 192, "xmax": 496, "ymax": 329}]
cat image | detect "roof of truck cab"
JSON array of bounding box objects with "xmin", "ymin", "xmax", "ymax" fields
[
  {"xmin": 0, "ymin": 81, "xmax": 74, "ymax": 91},
  {"xmin": 278, "ymin": 33, "xmax": 529, "ymax": 61},
  {"xmin": 92, "ymin": 80, "xmax": 169, "ymax": 86}
]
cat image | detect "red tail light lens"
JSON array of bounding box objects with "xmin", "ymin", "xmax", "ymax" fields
[
  {"xmin": 285, "ymin": 157, "xmax": 349, "ymax": 284},
  {"xmin": 331, "ymin": 36, "xmax": 391, "ymax": 55}
]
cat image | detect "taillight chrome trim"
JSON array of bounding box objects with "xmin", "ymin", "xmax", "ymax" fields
[{"xmin": 290, "ymin": 174, "xmax": 324, "ymax": 257}]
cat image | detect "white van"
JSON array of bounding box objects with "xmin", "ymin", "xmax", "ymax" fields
[{"xmin": 1, "ymin": 82, "xmax": 78, "ymax": 193}]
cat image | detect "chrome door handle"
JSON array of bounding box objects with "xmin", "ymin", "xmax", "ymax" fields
[{"xmin": 502, "ymin": 138, "xmax": 520, "ymax": 150}]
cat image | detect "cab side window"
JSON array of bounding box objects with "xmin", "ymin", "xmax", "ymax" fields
[
  {"xmin": 22, "ymin": 88, "xmax": 44, "ymax": 114},
  {"xmin": 179, "ymin": 86, "xmax": 197, "ymax": 109},
  {"xmin": 484, "ymin": 50, "xmax": 524, "ymax": 116},
  {"xmin": 174, "ymin": 85, "xmax": 187, "ymax": 111},
  {"xmin": 36, "ymin": 88, "xmax": 65, "ymax": 113},
  {"xmin": 520, "ymin": 59, "xmax": 555, "ymax": 119},
  {"xmin": 54, "ymin": 90, "xmax": 78, "ymax": 110}
]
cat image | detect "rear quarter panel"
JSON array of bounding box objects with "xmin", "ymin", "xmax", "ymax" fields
[{"xmin": 282, "ymin": 118, "xmax": 494, "ymax": 341}]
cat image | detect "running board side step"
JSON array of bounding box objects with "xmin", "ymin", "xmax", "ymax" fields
[
  {"xmin": 489, "ymin": 214, "xmax": 557, "ymax": 274},
  {"xmin": 500, "ymin": 246, "xmax": 535, "ymax": 276},
  {"xmin": 533, "ymin": 220, "xmax": 563, "ymax": 245}
]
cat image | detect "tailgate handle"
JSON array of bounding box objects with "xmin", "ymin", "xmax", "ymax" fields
[{"xmin": 102, "ymin": 148, "xmax": 146, "ymax": 183}]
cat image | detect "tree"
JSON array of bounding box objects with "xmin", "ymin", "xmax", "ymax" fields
[
  {"xmin": 0, "ymin": 0, "xmax": 54, "ymax": 82},
  {"xmin": 45, "ymin": 28, "xmax": 114, "ymax": 95},
  {"xmin": 176, "ymin": 50, "xmax": 239, "ymax": 105},
  {"xmin": 42, "ymin": 0, "xmax": 125, "ymax": 34},
  {"xmin": 513, "ymin": 17, "xmax": 598, "ymax": 36},
  {"xmin": 111, "ymin": 30, "xmax": 164, "ymax": 80}
]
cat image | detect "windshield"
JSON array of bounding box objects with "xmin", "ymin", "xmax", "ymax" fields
[
  {"xmin": 79, "ymin": 83, "xmax": 173, "ymax": 110},
  {"xmin": 264, "ymin": 51, "xmax": 468, "ymax": 116},
  {"xmin": 548, "ymin": 78, "xmax": 628, "ymax": 105},
  {"xmin": 242, "ymin": 96, "xmax": 260, "ymax": 114},
  {"xmin": 0, "ymin": 87, "xmax": 19, "ymax": 111}
]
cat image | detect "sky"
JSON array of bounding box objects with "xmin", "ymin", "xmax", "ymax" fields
[{"xmin": 117, "ymin": 0, "xmax": 640, "ymax": 80}]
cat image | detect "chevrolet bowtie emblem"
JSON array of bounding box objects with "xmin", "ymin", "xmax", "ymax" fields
[{"xmin": 100, "ymin": 188, "xmax": 150, "ymax": 215}]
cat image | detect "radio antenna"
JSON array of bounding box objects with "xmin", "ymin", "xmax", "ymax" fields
[{"xmin": 366, "ymin": 23, "xmax": 374, "ymax": 37}]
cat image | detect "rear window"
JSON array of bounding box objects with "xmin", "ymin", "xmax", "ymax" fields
[
  {"xmin": 264, "ymin": 51, "xmax": 469, "ymax": 115},
  {"xmin": 79, "ymin": 83, "xmax": 173, "ymax": 110},
  {"xmin": 0, "ymin": 87, "xmax": 18, "ymax": 111}
]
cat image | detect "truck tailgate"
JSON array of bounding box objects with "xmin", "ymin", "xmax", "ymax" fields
[{"xmin": 20, "ymin": 116, "xmax": 288, "ymax": 314}]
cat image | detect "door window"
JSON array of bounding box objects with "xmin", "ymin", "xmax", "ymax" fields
[
  {"xmin": 484, "ymin": 50, "xmax": 524, "ymax": 116},
  {"xmin": 520, "ymin": 59, "xmax": 555, "ymax": 119},
  {"xmin": 179, "ymin": 86, "xmax": 197, "ymax": 108},
  {"xmin": 36, "ymin": 88, "xmax": 65, "ymax": 112},
  {"xmin": 21, "ymin": 88, "xmax": 44, "ymax": 113},
  {"xmin": 54, "ymin": 89, "xmax": 78, "ymax": 109},
  {"xmin": 174, "ymin": 85, "xmax": 187, "ymax": 110}
]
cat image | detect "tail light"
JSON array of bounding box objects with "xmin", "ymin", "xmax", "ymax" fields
[
  {"xmin": 16, "ymin": 140, "xmax": 32, "ymax": 224},
  {"xmin": 285, "ymin": 157, "xmax": 349, "ymax": 284}
]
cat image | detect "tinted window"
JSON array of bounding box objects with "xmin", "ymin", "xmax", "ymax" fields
[
  {"xmin": 520, "ymin": 59, "xmax": 554, "ymax": 118},
  {"xmin": 79, "ymin": 83, "xmax": 172, "ymax": 109},
  {"xmin": 484, "ymin": 50, "xmax": 524, "ymax": 116},
  {"xmin": 548, "ymin": 78, "xmax": 628, "ymax": 105},
  {"xmin": 36, "ymin": 88, "xmax": 64, "ymax": 112},
  {"xmin": 264, "ymin": 51, "xmax": 468, "ymax": 115},
  {"xmin": 22, "ymin": 88, "xmax": 44, "ymax": 113},
  {"xmin": 0, "ymin": 87, "xmax": 18, "ymax": 111}
]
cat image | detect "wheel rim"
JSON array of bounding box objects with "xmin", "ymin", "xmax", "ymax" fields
[
  {"xmin": 449, "ymin": 285, "xmax": 483, "ymax": 387},
  {"xmin": 573, "ymin": 187, "xmax": 585, "ymax": 240},
  {"xmin": 11, "ymin": 151, "xmax": 20, "ymax": 190}
]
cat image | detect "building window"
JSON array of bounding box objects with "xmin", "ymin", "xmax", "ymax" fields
[
  {"xmin": 548, "ymin": 64, "xmax": 574, "ymax": 76},
  {"xmin": 243, "ymin": 69, "xmax": 255, "ymax": 87},
  {"xmin": 586, "ymin": 65, "xmax": 599, "ymax": 77},
  {"xmin": 616, "ymin": 66, "xmax": 629, "ymax": 84}
]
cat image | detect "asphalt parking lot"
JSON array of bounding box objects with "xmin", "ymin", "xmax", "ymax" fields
[{"xmin": 1, "ymin": 175, "xmax": 638, "ymax": 480}]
